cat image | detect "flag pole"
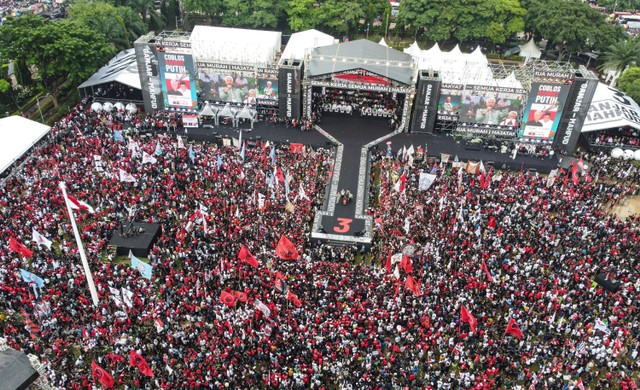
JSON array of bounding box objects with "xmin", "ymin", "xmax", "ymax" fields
[{"xmin": 59, "ymin": 182, "xmax": 100, "ymax": 306}]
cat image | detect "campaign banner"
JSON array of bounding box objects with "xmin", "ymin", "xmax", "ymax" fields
[
  {"xmin": 519, "ymin": 83, "xmax": 571, "ymax": 141},
  {"xmin": 553, "ymin": 77, "xmax": 598, "ymax": 154},
  {"xmin": 437, "ymin": 84, "xmax": 464, "ymax": 121},
  {"xmin": 197, "ymin": 62, "xmax": 257, "ymax": 103},
  {"xmin": 459, "ymin": 85, "xmax": 526, "ymax": 125},
  {"xmin": 159, "ymin": 53, "xmax": 198, "ymax": 109},
  {"xmin": 534, "ymin": 70, "xmax": 574, "ymax": 83},
  {"xmin": 583, "ymin": 83, "xmax": 640, "ymax": 132},
  {"xmin": 182, "ymin": 114, "xmax": 199, "ymax": 128},
  {"xmin": 410, "ymin": 77, "xmax": 441, "ymax": 133},
  {"xmin": 160, "ymin": 40, "xmax": 192, "ymax": 54},
  {"xmin": 332, "ymin": 69, "xmax": 392, "ymax": 86},
  {"xmin": 455, "ymin": 125, "xmax": 517, "ymax": 138},
  {"xmin": 134, "ymin": 41, "xmax": 163, "ymax": 112},
  {"xmin": 279, "ymin": 66, "xmax": 301, "ymax": 118}
]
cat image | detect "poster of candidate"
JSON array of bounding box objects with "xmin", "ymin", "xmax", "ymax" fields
[
  {"xmin": 159, "ymin": 53, "xmax": 198, "ymax": 109},
  {"xmin": 519, "ymin": 83, "xmax": 570, "ymax": 141}
]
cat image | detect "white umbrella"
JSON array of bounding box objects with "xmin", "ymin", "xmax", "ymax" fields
[
  {"xmin": 102, "ymin": 102, "xmax": 114, "ymax": 112},
  {"xmin": 90, "ymin": 102, "xmax": 103, "ymax": 112},
  {"xmin": 114, "ymin": 102, "xmax": 126, "ymax": 112},
  {"xmin": 611, "ymin": 148, "xmax": 624, "ymax": 158},
  {"xmin": 125, "ymin": 103, "xmax": 137, "ymax": 114}
]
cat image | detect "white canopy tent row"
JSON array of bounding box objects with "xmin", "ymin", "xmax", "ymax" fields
[
  {"xmin": 190, "ymin": 26, "xmax": 282, "ymax": 67},
  {"xmin": 0, "ymin": 116, "xmax": 50, "ymax": 177},
  {"xmin": 91, "ymin": 102, "xmax": 138, "ymax": 114},
  {"xmin": 198, "ymin": 103, "xmax": 257, "ymax": 129},
  {"xmin": 583, "ymin": 82, "xmax": 640, "ymax": 133}
]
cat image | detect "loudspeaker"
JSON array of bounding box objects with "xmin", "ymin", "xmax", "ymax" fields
[{"xmin": 594, "ymin": 273, "xmax": 621, "ymax": 293}]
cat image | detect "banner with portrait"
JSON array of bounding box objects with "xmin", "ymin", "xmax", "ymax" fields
[
  {"xmin": 519, "ymin": 83, "xmax": 571, "ymax": 141},
  {"xmin": 197, "ymin": 62, "xmax": 257, "ymax": 104},
  {"xmin": 459, "ymin": 85, "xmax": 526, "ymax": 126},
  {"xmin": 437, "ymin": 84, "xmax": 464, "ymax": 121},
  {"xmin": 159, "ymin": 53, "xmax": 198, "ymax": 109}
]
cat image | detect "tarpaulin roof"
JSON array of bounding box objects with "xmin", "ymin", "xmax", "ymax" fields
[
  {"xmin": 0, "ymin": 116, "xmax": 50, "ymax": 174},
  {"xmin": 78, "ymin": 49, "xmax": 141, "ymax": 90},
  {"xmin": 0, "ymin": 349, "xmax": 39, "ymax": 390},
  {"xmin": 583, "ymin": 83, "xmax": 640, "ymax": 132},
  {"xmin": 306, "ymin": 39, "xmax": 415, "ymax": 85}
]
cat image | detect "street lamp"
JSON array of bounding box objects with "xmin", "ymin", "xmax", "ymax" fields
[
  {"xmin": 35, "ymin": 94, "xmax": 49, "ymax": 123},
  {"xmin": 366, "ymin": 23, "xmax": 370, "ymax": 39}
]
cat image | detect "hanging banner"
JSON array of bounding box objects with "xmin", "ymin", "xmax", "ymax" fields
[
  {"xmin": 134, "ymin": 41, "xmax": 164, "ymax": 112},
  {"xmin": 257, "ymin": 67, "xmax": 279, "ymax": 101},
  {"xmin": 583, "ymin": 83, "xmax": 640, "ymax": 132},
  {"xmin": 519, "ymin": 83, "xmax": 571, "ymax": 141},
  {"xmin": 410, "ymin": 76, "xmax": 441, "ymax": 133},
  {"xmin": 197, "ymin": 62, "xmax": 257, "ymax": 104},
  {"xmin": 159, "ymin": 53, "xmax": 198, "ymax": 109},
  {"xmin": 182, "ymin": 114, "xmax": 199, "ymax": 128},
  {"xmin": 279, "ymin": 65, "xmax": 302, "ymax": 119},
  {"xmin": 553, "ymin": 77, "xmax": 598, "ymax": 154}
]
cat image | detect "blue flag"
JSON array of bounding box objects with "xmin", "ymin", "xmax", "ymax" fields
[
  {"xmin": 270, "ymin": 147, "xmax": 276, "ymax": 166},
  {"xmin": 561, "ymin": 383, "xmax": 569, "ymax": 390},
  {"xmin": 189, "ymin": 145, "xmax": 196, "ymax": 163},
  {"xmin": 130, "ymin": 254, "xmax": 153, "ymax": 280},
  {"xmin": 114, "ymin": 130, "xmax": 125, "ymax": 142},
  {"xmin": 155, "ymin": 140, "xmax": 163, "ymax": 156},
  {"xmin": 20, "ymin": 269, "xmax": 45, "ymax": 288},
  {"xmin": 217, "ymin": 155, "xmax": 223, "ymax": 171}
]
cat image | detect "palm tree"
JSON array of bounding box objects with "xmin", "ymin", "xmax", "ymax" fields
[{"xmin": 598, "ymin": 36, "xmax": 640, "ymax": 74}]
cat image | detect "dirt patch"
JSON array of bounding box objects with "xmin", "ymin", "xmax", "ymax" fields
[{"xmin": 605, "ymin": 195, "xmax": 640, "ymax": 220}]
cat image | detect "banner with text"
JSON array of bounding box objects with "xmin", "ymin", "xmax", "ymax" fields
[
  {"xmin": 553, "ymin": 77, "xmax": 598, "ymax": 154},
  {"xmin": 459, "ymin": 85, "xmax": 526, "ymax": 126},
  {"xmin": 196, "ymin": 62, "xmax": 257, "ymax": 104},
  {"xmin": 410, "ymin": 77, "xmax": 441, "ymax": 133},
  {"xmin": 159, "ymin": 53, "xmax": 197, "ymax": 109},
  {"xmin": 279, "ymin": 66, "xmax": 302, "ymax": 119},
  {"xmin": 134, "ymin": 42, "xmax": 163, "ymax": 112},
  {"xmin": 519, "ymin": 83, "xmax": 571, "ymax": 141},
  {"xmin": 582, "ymin": 83, "xmax": 640, "ymax": 132}
]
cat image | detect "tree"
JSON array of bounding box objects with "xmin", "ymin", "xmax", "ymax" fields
[
  {"xmin": 315, "ymin": 0, "xmax": 364, "ymax": 37},
  {"xmin": 67, "ymin": 1, "xmax": 129, "ymax": 51},
  {"xmin": 221, "ymin": 0, "xmax": 252, "ymax": 27},
  {"xmin": 399, "ymin": 0, "xmax": 525, "ymax": 44},
  {"xmin": 287, "ymin": 0, "xmax": 316, "ymax": 32},
  {"xmin": 616, "ymin": 66, "xmax": 640, "ymax": 103},
  {"xmin": 526, "ymin": 0, "xmax": 620, "ymax": 60},
  {"xmin": 598, "ymin": 36, "xmax": 640, "ymax": 74},
  {"xmin": 182, "ymin": 0, "xmax": 224, "ymax": 20},
  {"xmin": 0, "ymin": 17, "xmax": 115, "ymax": 106}
]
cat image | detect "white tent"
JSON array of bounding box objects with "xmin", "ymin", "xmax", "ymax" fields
[
  {"xmin": 379, "ymin": 38, "xmax": 388, "ymax": 47},
  {"xmin": 583, "ymin": 83, "xmax": 640, "ymax": 132},
  {"xmin": 0, "ymin": 116, "xmax": 50, "ymax": 174},
  {"xmin": 198, "ymin": 102, "xmax": 218, "ymax": 117},
  {"xmin": 280, "ymin": 29, "xmax": 337, "ymax": 64},
  {"xmin": 519, "ymin": 39, "xmax": 542, "ymax": 60},
  {"xmin": 191, "ymin": 26, "xmax": 282, "ymax": 66},
  {"xmin": 78, "ymin": 49, "xmax": 141, "ymax": 92},
  {"xmin": 403, "ymin": 41, "xmax": 422, "ymax": 57}
]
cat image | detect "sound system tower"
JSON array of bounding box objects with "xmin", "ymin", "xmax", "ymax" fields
[{"xmin": 410, "ymin": 70, "xmax": 441, "ymax": 134}]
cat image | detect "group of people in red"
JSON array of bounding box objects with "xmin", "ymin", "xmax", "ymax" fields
[{"xmin": 0, "ymin": 98, "xmax": 639, "ymax": 389}]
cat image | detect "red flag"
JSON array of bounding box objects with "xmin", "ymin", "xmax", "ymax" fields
[
  {"xmin": 220, "ymin": 291, "xmax": 236, "ymax": 307},
  {"xmin": 129, "ymin": 350, "xmax": 154, "ymax": 377},
  {"xmin": 460, "ymin": 305, "xmax": 477, "ymax": 332},
  {"xmin": 238, "ymin": 246, "xmax": 259, "ymax": 267},
  {"xmin": 287, "ymin": 291, "xmax": 302, "ymax": 307},
  {"xmin": 9, "ymin": 237, "xmax": 33, "ymax": 258},
  {"xmin": 385, "ymin": 249, "xmax": 392, "ymax": 273},
  {"xmin": 577, "ymin": 156, "xmax": 585, "ymax": 171},
  {"xmin": 576, "ymin": 378, "xmax": 585, "ymax": 390},
  {"xmin": 484, "ymin": 167, "xmax": 493, "ymax": 189},
  {"xmin": 487, "ymin": 216, "xmax": 497, "ymax": 229},
  {"xmin": 479, "ymin": 170, "xmax": 486, "ymax": 189},
  {"xmin": 400, "ymin": 255, "xmax": 412, "ymax": 274},
  {"xmin": 234, "ymin": 290, "xmax": 248, "ymax": 303},
  {"xmin": 275, "ymin": 167, "xmax": 285, "ymax": 183},
  {"xmin": 66, "ymin": 193, "xmax": 95, "ymax": 213},
  {"xmin": 505, "ymin": 318, "xmax": 523, "ymax": 339},
  {"xmin": 405, "ymin": 275, "xmax": 421, "ymax": 296},
  {"xmin": 571, "ymin": 162, "xmax": 579, "ymax": 185},
  {"xmin": 91, "ymin": 361, "xmax": 114, "ymax": 388},
  {"xmin": 275, "ymin": 235, "xmax": 299, "ymax": 260},
  {"xmin": 289, "ymin": 143, "xmax": 304, "ymax": 153},
  {"xmin": 481, "ymin": 259, "xmax": 494, "ymax": 283}
]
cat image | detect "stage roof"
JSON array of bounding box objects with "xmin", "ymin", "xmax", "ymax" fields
[
  {"xmin": 280, "ymin": 29, "xmax": 336, "ymax": 64},
  {"xmin": 583, "ymin": 83, "xmax": 640, "ymax": 132},
  {"xmin": 306, "ymin": 39, "xmax": 415, "ymax": 85},
  {"xmin": 0, "ymin": 116, "xmax": 50, "ymax": 175},
  {"xmin": 0, "ymin": 349, "xmax": 39, "ymax": 390},
  {"xmin": 190, "ymin": 26, "xmax": 282, "ymax": 66},
  {"xmin": 78, "ymin": 49, "xmax": 141, "ymax": 90}
]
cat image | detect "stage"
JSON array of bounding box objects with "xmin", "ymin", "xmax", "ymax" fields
[{"xmin": 108, "ymin": 222, "xmax": 162, "ymax": 258}]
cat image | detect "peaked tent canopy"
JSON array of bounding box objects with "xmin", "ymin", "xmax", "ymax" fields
[
  {"xmin": 198, "ymin": 102, "xmax": 218, "ymax": 117},
  {"xmin": 583, "ymin": 83, "xmax": 640, "ymax": 132},
  {"xmin": 78, "ymin": 49, "xmax": 141, "ymax": 90},
  {"xmin": 191, "ymin": 26, "xmax": 281, "ymax": 66},
  {"xmin": 280, "ymin": 29, "xmax": 337, "ymax": 64},
  {"xmin": 519, "ymin": 39, "xmax": 542, "ymax": 60},
  {"xmin": 307, "ymin": 39, "xmax": 415, "ymax": 85},
  {"xmin": 379, "ymin": 38, "xmax": 388, "ymax": 47},
  {"xmin": 0, "ymin": 116, "xmax": 50, "ymax": 175}
]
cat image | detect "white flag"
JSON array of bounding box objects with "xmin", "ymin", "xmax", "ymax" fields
[
  {"xmin": 119, "ymin": 169, "xmax": 137, "ymax": 183},
  {"xmin": 255, "ymin": 299, "xmax": 271, "ymax": 318},
  {"xmin": 177, "ymin": 136, "xmax": 185, "ymax": 149},
  {"xmin": 299, "ymin": 184, "xmax": 308, "ymax": 200},
  {"xmin": 418, "ymin": 173, "xmax": 437, "ymax": 191},
  {"xmin": 547, "ymin": 169, "xmax": 558, "ymax": 188},
  {"xmin": 32, "ymin": 228, "xmax": 52, "ymax": 249},
  {"xmin": 109, "ymin": 286, "xmax": 123, "ymax": 307},
  {"xmin": 479, "ymin": 160, "xmax": 486, "ymax": 174},
  {"xmin": 121, "ymin": 287, "xmax": 134, "ymax": 308},
  {"xmin": 595, "ymin": 319, "xmax": 611, "ymax": 335},
  {"xmin": 258, "ymin": 193, "xmax": 266, "ymax": 210},
  {"xmin": 142, "ymin": 151, "xmax": 157, "ymax": 164}
]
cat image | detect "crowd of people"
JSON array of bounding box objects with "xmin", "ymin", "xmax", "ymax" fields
[
  {"xmin": 587, "ymin": 127, "xmax": 640, "ymax": 149},
  {"xmin": 0, "ymin": 99, "xmax": 639, "ymax": 389}
]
